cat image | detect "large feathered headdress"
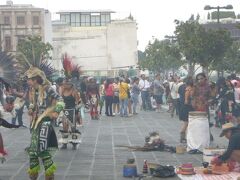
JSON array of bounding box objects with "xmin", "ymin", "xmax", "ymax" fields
[
  {"xmin": 62, "ymin": 53, "xmax": 82, "ymax": 80},
  {"xmin": 16, "ymin": 36, "xmax": 56, "ymax": 79},
  {"xmin": 16, "ymin": 36, "xmax": 57, "ymax": 83}
]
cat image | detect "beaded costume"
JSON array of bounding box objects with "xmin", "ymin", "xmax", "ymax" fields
[
  {"xmin": 58, "ymin": 54, "xmax": 82, "ymax": 150},
  {"xmin": 24, "ymin": 67, "xmax": 62, "ymax": 180}
]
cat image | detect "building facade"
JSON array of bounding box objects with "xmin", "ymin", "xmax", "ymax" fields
[
  {"xmin": 52, "ymin": 10, "xmax": 138, "ymax": 76},
  {"xmin": 0, "ymin": 0, "xmax": 51, "ymax": 52},
  {"xmin": 202, "ymin": 19, "xmax": 240, "ymax": 40}
]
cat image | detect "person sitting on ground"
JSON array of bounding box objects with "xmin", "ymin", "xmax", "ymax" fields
[{"xmin": 211, "ymin": 122, "xmax": 240, "ymax": 165}]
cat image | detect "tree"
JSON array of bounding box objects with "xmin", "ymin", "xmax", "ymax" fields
[
  {"xmin": 221, "ymin": 41, "xmax": 240, "ymax": 73},
  {"xmin": 174, "ymin": 19, "xmax": 203, "ymax": 76},
  {"xmin": 16, "ymin": 36, "xmax": 53, "ymax": 69},
  {"xmin": 140, "ymin": 39, "xmax": 183, "ymax": 74},
  {"xmin": 207, "ymin": 12, "xmax": 211, "ymax": 20},
  {"xmin": 174, "ymin": 18, "xmax": 232, "ymax": 77},
  {"xmin": 138, "ymin": 50, "xmax": 146, "ymax": 63},
  {"xmin": 206, "ymin": 29, "xmax": 233, "ymax": 74}
]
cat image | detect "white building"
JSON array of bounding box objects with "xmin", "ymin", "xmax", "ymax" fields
[{"xmin": 52, "ymin": 10, "xmax": 138, "ymax": 76}]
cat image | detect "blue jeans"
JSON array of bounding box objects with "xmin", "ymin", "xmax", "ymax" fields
[
  {"xmin": 131, "ymin": 94, "xmax": 139, "ymax": 114},
  {"xmin": 12, "ymin": 106, "xmax": 24, "ymax": 126},
  {"xmin": 141, "ymin": 91, "xmax": 152, "ymax": 110},
  {"xmin": 119, "ymin": 98, "xmax": 128, "ymax": 116}
]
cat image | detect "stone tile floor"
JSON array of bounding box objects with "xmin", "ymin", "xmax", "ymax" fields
[{"xmin": 0, "ymin": 108, "xmax": 227, "ymax": 180}]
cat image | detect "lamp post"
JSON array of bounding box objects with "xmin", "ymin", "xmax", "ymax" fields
[
  {"xmin": 204, "ymin": 5, "xmax": 233, "ymax": 23},
  {"xmin": 164, "ymin": 35, "xmax": 176, "ymax": 43},
  {"xmin": 204, "ymin": 4, "xmax": 233, "ymax": 77}
]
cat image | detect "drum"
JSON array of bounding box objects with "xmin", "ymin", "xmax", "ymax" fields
[{"xmin": 187, "ymin": 111, "xmax": 210, "ymax": 152}]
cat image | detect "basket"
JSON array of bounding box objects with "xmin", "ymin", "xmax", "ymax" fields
[
  {"xmin": 148, "ymin": 162, "xmax": 160, "ymax": 169},
  {"xmin": 176, "ymin": 145, "xmax": 186, "ymax": 154},
  {"xmin": 147, "ymin": 162, "xmax": 161, "ymax": 174},
  {"xmin": 212, "ymin": 163, "xmax": 229, "ymax": 175}
]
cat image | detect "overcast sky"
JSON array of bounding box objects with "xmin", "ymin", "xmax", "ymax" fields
[{"xmin": 3, "ymin": 0, "xmax": 240, "ymax": 50}]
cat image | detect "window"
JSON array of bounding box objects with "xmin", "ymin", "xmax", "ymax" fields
[
  {"xmin": 105, "ymin": 14, "xmax": 111, "ymax": 23},
  {"xmin": 60, "ymin": 14, "xmax": 70, "ymax": 24},
  {"xmin": 70, "ymin": 13, "xmax": 76, "ymax": 26},
  {"xmin": 60, "ymin": 14, "xmax": 65, "ymax": 22},
  {"xmin": 81, "ymin": 14, "xmax": 90, "ymax": 26},
  {"xmin": 65, "ymin": 14, "xmax": 70, "ymax": 24},
  {"xmin": 16, "ymin": 36, "xmax": 25, "ymax": 47},
  {"xmin": 4, "ymin": 16, "xmax": 10, "ymax": 25},
  {"xmin": 17, "ymin": 16, "xmax": 25, "ymax": 25},
  {"xmin": 70, "ymin": 13, "xmax": 81, "ymax": 27},
  {"xmin": 100, "ymin": 13, "xmax": 111, "ymax": 26},
  {"xmin": 32, "ymin": 16, "xmax": 39, "ymax": 25},
  {"xmin": 91, "ymin": 15, "xmax": 100, "ymax": 26},
  {"xmin": 4, "ymin": 36, "xmax": 11, "ymax": 51},
  {"xmin": 101, "ymin": 14, "xmax": 106, "ymax": 25}
]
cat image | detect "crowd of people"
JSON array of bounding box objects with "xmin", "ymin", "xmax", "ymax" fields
[{"xmin": 1, "ymin": 67, "xmax": 240, "ymax": 178}]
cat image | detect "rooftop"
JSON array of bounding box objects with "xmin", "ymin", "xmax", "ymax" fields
[
  {"xmin": 57, "ymin": 10, "xmax": 115, "ymax": 14},
  {"xmin": 0, "ymin": 1, "xmax": 45, "ymax": 10}
]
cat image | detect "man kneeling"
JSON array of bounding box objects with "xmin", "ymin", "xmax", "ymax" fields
[{"xmin": 211, "ymin": 123, "xmax": 240, "ymax": 166}]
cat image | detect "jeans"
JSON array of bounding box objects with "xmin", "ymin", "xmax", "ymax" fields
[
  {"xmin": 141, "ymin": 91, "xmax": 152, "ymax": 110},
  {"xmin": 12, "ymin": 106, "xmax": 24, "ymax": 126},
  {"xmin": 131, "ymin": 94, "xmax": 139, "ymax": 114},
  {"xmin": 105, "ymin": 96, "xmax": 113, "ymax": 116},
  {"xmin": 119, "ymin": 98, "xmax": 128, "ymax": 116}
]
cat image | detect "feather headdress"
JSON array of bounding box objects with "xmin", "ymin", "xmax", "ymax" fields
[
  {"xmin": 16, "ymin": 36, "xmax": 56, "ymax": 82},
  {"xmin": 62, "ymin": 53, "xmax": 82, "ymax": 80},
  {"xmin": 0, "ymin": 51, "xmax": 19, "ymax": 86},
  {"xmin": 62, "ymin": 53, "xmax": 73, "ymax": 79}
]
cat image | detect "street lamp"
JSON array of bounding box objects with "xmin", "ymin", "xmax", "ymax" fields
[
  {"xmin": 204, "ymin": 5, "xmax": 233, "ymax": 23},
  {"xmin": 164, "ymin": 35, "xmax": 176, "ymax": 43},
  {"xmin": 204, "ymin": 5, "xmax": 233, "ymax": 77}
]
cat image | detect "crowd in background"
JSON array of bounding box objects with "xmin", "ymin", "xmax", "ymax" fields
[{"xmin": 1, "ymin": 72, "xmax": 240, "ymax": 145}]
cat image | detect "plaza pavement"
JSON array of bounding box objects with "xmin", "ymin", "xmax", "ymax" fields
[{"xmin": 0, "ymin": 107, "xmax": 228, "ymax": 180}]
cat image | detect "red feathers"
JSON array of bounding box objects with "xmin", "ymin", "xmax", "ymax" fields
[{"xmin": 62, "ymin": 53, "xmax": 82, "ymax": 79}]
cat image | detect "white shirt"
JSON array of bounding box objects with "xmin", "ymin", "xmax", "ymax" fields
[
  {"xmin": 169, "ymin": 82, "xmax": 179, "ymax": 99},
  {"xmin": 139, "ymin": 79, "xmax": 150, "ymax": 91},
  {"xmin": 234, "ymin": 87, "xmax": 240, "ymax": 103}
]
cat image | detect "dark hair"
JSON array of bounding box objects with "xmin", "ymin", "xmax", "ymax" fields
[
  {"xmin": 115, "ymin": 77, "xmax": 119, "ymax": 82},
  {"xmin": 184, "ymin": 76, "xmax": 193, "ymax": 86},
  {"xmin": 125, "ymin": 78, "xmax": 130, "ymax": 84},
  {"xmin": 56, "ymin": 77, "xmax": 64, "ymax": 85},
  {"xmin": 133, "ymin": 77, "xmax": 139, "ymax": 83},
  {"xmin": 31, "ymin": 75, "xmax": 43, "ymax": 85},
  {"xmin": 196, "ymin": 73, "xmax": 206, "ymax": 81},
  {"xmin": 105, "ymin": 78, "xmax": 111, "ymax": 89}
]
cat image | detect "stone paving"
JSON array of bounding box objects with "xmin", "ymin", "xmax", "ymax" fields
[{"xmin": 0, "ymin": 107, "xmax": 228, "ymax": 180}]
